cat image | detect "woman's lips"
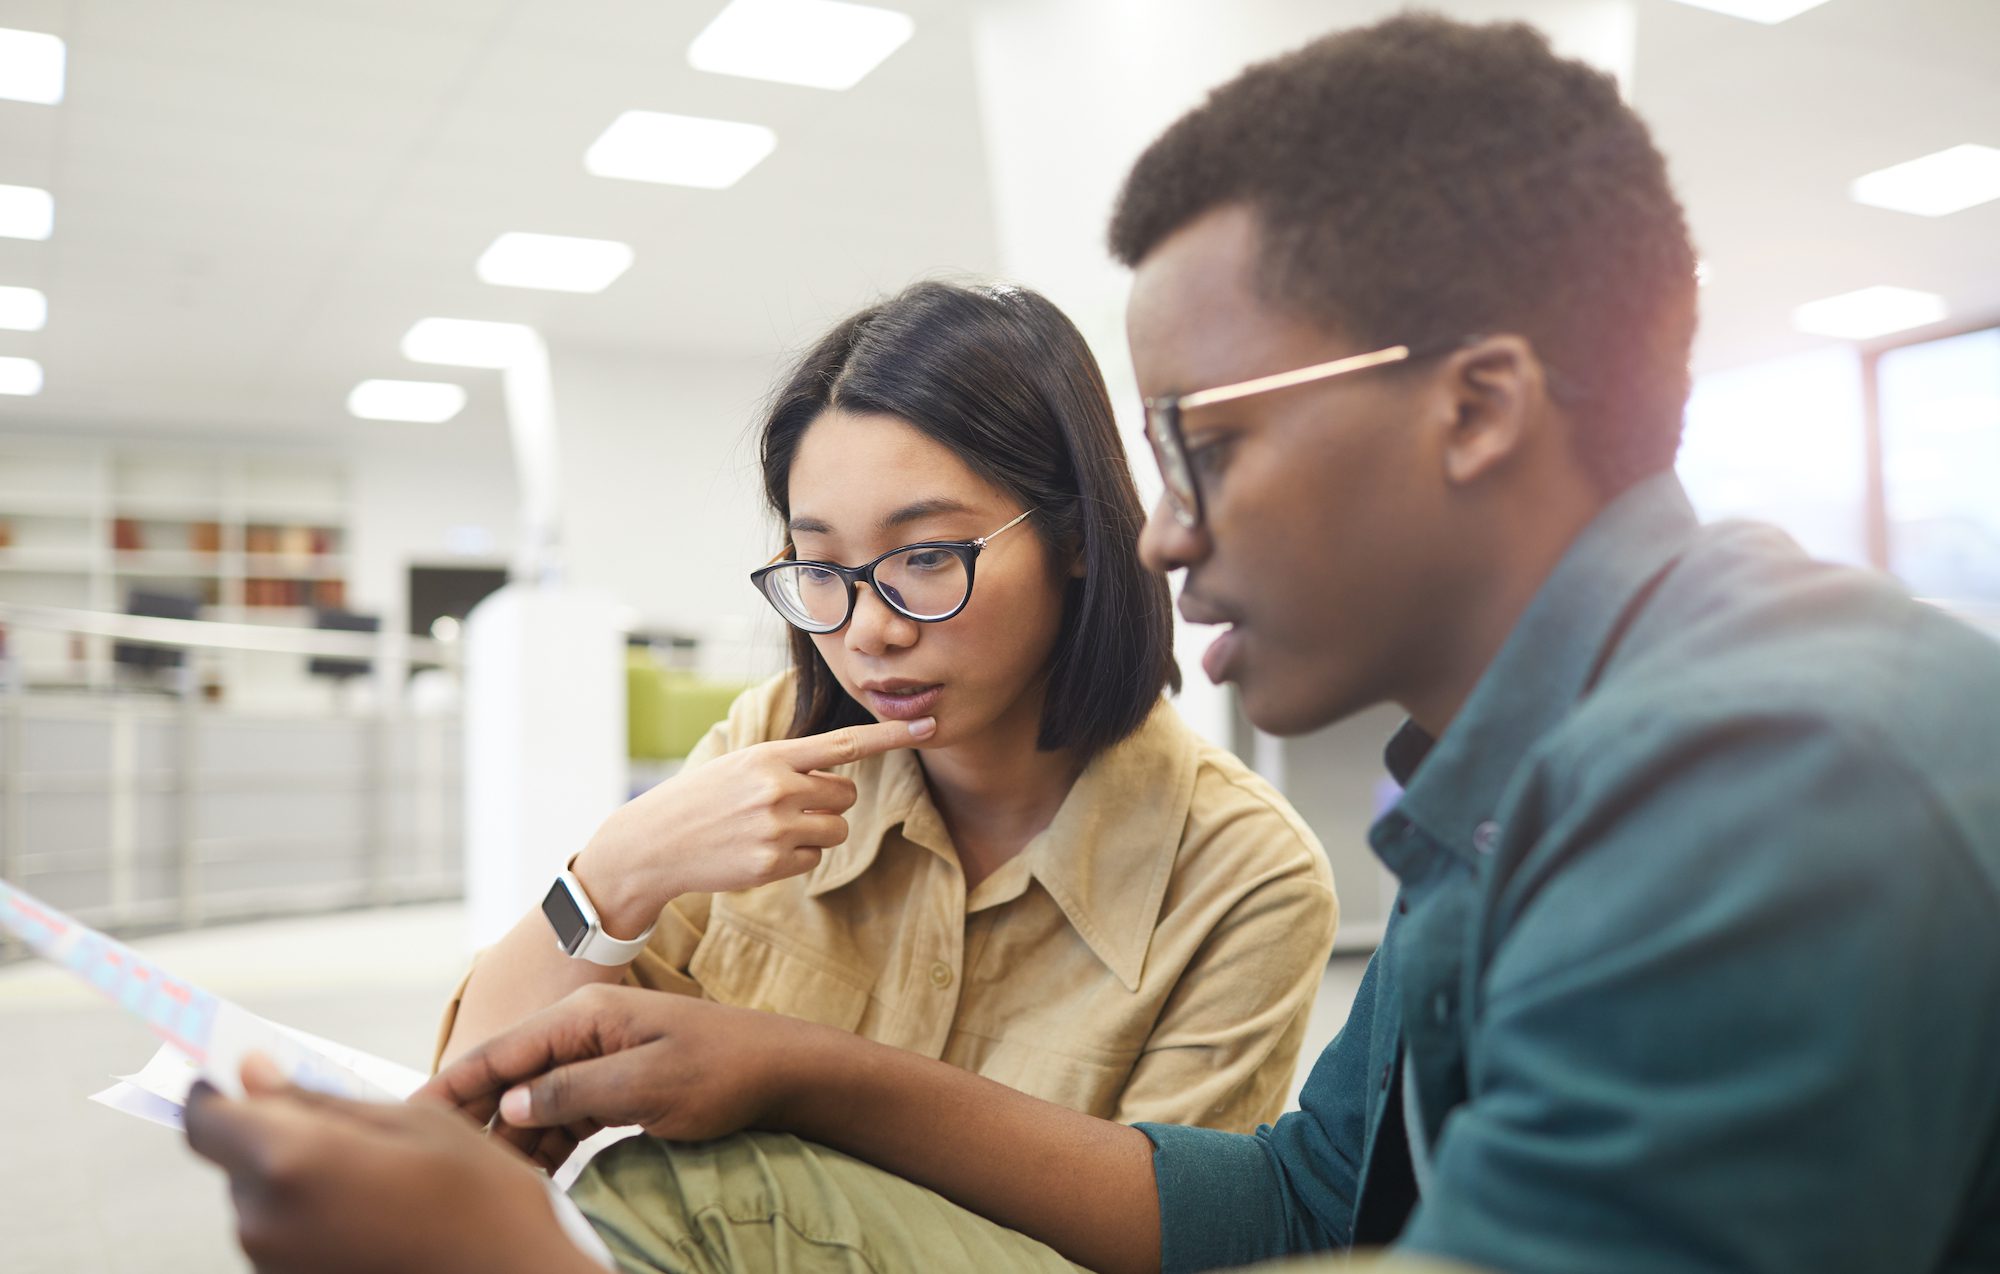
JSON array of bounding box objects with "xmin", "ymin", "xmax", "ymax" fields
[
  {"xmin": 1201, "ymin": 626, "xmax": 1242, "ymax": 685},
  {"xmin": 862, "ymin": 683, "xmax": 943, "ymax": 721}
]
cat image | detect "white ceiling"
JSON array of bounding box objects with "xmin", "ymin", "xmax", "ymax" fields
[
  {"xmin": 1634, "ymin": 0, "xmax": 2000, "ymax": 374},
  {"xmin": 0, "ymin": 0, "xmax": 1994, "ymax": 438},
  {"xmin": 0, "ymin": 0, "xmax": 999, "ymax": 435}
]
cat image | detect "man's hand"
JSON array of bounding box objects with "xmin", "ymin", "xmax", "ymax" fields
[
  {"xmin": 184, "ymin": 1054, "xmax": 604, "ymax": 1274},
  {"xmin": 420, "ymin": 983, "xmax": 820, "ymax": 1171}
]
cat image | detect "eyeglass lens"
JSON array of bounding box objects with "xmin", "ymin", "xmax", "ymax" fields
[{"xmin": 763, "ymin": 545, "xmax": 971, "ymax": 630}]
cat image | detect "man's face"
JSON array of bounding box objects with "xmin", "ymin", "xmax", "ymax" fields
[{"xmin": 1130, "ymin": 205, "xmax": 1455, "ymax": 735}]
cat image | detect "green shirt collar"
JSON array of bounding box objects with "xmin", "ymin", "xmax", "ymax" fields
[{"xmin": 1383, "ymin": 470, "xmax": 1702, "ymax": 862}]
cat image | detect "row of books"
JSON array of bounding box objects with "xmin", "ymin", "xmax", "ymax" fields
[
  {"xmin": 109, "ymin": 521, "xmax": 339, "ymax": 555},
  {"xmin": 244, "ymin": 579, "xmax": 346, "ymax": 609}
]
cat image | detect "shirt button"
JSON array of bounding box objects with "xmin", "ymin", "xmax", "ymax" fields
[
  {"xmin": 929, "ymin": 961, "xmax": 953, "ymax": 990},
  {"xmin": 1380, "ymin": 1061, "xmax": 1392, "ymax": 1092},
  {"xmin": 1432, "ymin": 992, "xmax": 1450, "ymax": 1025},
  {"xmin": 1472, "ymin": 820, "xmax": 1501, "ymax": 855},
  {"xmin": 1396, "ymin": 897, "xmax": 1409, "ymax": 916}
]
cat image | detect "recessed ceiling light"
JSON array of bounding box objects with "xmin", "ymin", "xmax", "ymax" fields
[
  {"xmin": 689, "ymin": 0, "xmax": 914, "ymax": 91},
  {"xmin": 0, "ymin": 355, "xmax": 43, "ymax": 396},
  {"xmin": 0, "ymin": 284, "xmax": 46, "ymax": 331},
  {"xmin": 1792, "ymin": 286, "xmax": 1948, "ymax": 341},
  {"xmin": 347, "ymin": 379, "xmax": 467, "ymax": 423},
  {"xmin": 1660, "ymin": 0, "xmax": 1831, "ymax": 21},
  {"xmin": 476, "ymin": 232, "xmax": 635, "ymax": 293},
  {"xmin": 0, "ymin": 184, "xmax": 53, "ymax": 240},
  {"xmin": 1850, "ymin": 144, "xmax": 2000, "ymax": 218},
  {"xmin": 401, "ymin": 318, "xmax": 539, "ymax": 369},
  {"xmin": 0, "ymin": 28, "xmax": 64, "ymax": 105},
  {"xmin": 585, "ymin": 111, "xmax": 777, "ymax": 190}
]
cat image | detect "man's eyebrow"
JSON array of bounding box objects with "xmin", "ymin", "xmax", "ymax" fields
[{"xmin": 881, "ymin": 497, "xmax": 975, "ymax": 531}]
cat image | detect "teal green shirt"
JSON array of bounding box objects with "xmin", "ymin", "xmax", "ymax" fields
[{"xmin": 1141, "ymin": 473, "xmax": 2000, "ymax": 1273}]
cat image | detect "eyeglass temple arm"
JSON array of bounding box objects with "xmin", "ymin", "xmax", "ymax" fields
[
  {"xmin": 973, "ymin": 508, "xmax": 1034, "ymax": 548},
  {"xmin": 1176, "ymin": 344, "xmax": 1415, "ymax": 412}
]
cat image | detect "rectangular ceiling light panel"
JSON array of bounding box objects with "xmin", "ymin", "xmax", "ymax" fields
[
  {"xmin": 0, "ymin": 184, "xmax": 53, "ymax": 240},
  {"xmin": 477, "ymin": 232, "xmax": 635, "ymax": 293},
  {"xmin": 0, "ymin": 284, "xmax": 46, "ymax": 331},
  {"xmin": 1661, "ymin": 0, "xmax": 1833, "ymax": 21},
  {"xmin": 689, "ymin": 0, "xmax": 914, "ymax": 91},
  {"xmin": 1792, "ymin": 286, "xmax": 1948, "ymax": 341},
  {"xmin": 0, "ymin": 28, "xmax": 64, "ymax": 105},
  {"xmin": 1851, "ymin": 144, "xmax": 2000, "ymax": 218},
  {"xmin": 401, "ymin": 318, "xmax": 539, "ymax": 369},
  {"xmin": 585, "ymin": 111, "xmax": 777, "ymax": 189},
  {"xmin": 348, "ymin": 379, "xmax": 468, "ymax": 423},
  {"xmin": 0, "ymin": 355, "xmax": 44, "ymax": 395}
]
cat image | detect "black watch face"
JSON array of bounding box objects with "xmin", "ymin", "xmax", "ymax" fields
[{"xmin": 541, "ymin": 879, "xmax": 589, "ymax": 954}]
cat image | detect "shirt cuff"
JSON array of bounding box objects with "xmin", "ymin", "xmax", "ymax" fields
[{"xmin": 1138, "ymin": 1121, "xmax": 1298, "ymax": 1274}]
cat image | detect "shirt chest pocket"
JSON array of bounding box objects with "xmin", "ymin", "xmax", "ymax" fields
[{"xmin": 687, "ymin": 910, "xmax": 873, "ymax": 1034}]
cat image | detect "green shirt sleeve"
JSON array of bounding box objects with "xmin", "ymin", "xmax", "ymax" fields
[
  {"xmin": 1397, "ymin": 709, "xmax": 2000, "ymax": 1274},
  {"xmin": 1139, "ymin": 948, "xmax": 1384, "ymax": 1271}
]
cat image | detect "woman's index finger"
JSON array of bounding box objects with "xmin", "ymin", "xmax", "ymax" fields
[{"xmin": 776, "ymin": 717, "xmax": 934, "ymax": 770}]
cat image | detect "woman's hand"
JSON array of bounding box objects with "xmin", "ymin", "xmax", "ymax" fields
[
  {"xmin": 418, "ymin": 983, "xmax": 835, "ymax": 1171},
  {"xmin": 185, "ymin": 1055, "xmax": 606, "ymax": 1274},
  {"xmin": 570, "ymin": 716, "xmax": 934, "ymax": 936}
]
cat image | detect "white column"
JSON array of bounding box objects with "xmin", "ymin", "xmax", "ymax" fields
[{"xmin": 461, "ymin": 584, "xmax": 628, "ymax": 951}]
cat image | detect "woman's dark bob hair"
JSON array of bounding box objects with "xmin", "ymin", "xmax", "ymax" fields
[{"xmin": 760, "ymin": 279, "xmax": 1179, "ymax": 762}]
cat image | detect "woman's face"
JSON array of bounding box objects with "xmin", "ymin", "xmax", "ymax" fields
[{"xmin": 785, "ymin": 408, "xmax": 1069, "ymax": 750}]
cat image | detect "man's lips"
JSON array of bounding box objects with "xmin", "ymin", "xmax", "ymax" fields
[{"xmin": 1178, "ymin": 592, "xmax": 1246, "ymax": 685}]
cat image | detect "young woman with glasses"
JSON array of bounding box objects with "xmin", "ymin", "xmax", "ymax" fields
[{"xmin": 435, "ymin": 280, "xmax": 1336, "ymax": 1133}]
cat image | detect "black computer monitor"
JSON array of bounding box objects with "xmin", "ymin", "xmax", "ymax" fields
[
  {"xmin": 113, "ymin": 588, "xmax": 202, "ymax": 673},
  {"xmin": 407, "ymin": 564, "xmax": 508, "ymax": 638},
  {"xmin": 307, "ymin": 609, "xmax": 378, "ymax": 681}
]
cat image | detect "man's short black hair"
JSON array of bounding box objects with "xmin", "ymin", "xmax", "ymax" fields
[
  {"xmin": 1109, "ymin": 12, "xmax": 1699, "ymax": 492},
  {"xmin": 761, "ymin": 280, "xmax": 1179, "ymax": 761}
]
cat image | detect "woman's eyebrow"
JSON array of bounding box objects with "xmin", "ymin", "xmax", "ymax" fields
[
  {"xmin": 881, "ymin": 497, "xmax": 975, "ymax": 532},
  {"xmin": 788, "ymin": 498, "xmax": 975, "ymax": 539}
]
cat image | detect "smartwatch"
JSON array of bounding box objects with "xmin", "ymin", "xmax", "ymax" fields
[{"xmin": 541, "ymin": 862, "xmax": 656, "ymax": 966}]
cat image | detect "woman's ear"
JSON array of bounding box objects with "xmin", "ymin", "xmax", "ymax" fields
[{"xmin": 1438, "ymin": 334, "xmax": 1545, "ymax": 488}]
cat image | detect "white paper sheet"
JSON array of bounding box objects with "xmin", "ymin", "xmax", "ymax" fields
[{"xmin": 6, "ymin": 878, "xmax": 615, "ymax": 1270}]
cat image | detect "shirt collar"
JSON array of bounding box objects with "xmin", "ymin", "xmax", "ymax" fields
[
  {"xmin": 1383, "ymin": 470, "xmax": 1702, "ymax": 862},
  {"xmin": 805, "ymin": 701, "xmax": 1196, "ymax": 993}
]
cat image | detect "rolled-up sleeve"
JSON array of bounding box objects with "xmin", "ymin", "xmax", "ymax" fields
[{"xmin": 1139, "ymin": 947, "xmax": 1384, "ymax": 1272}]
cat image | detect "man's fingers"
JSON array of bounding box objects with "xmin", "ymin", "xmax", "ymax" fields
[
  {"xmin": 777, "ymin": 717, "xmax": 934, "ymax": 771},
  {"xmin": 418, "ymin": 987, "xmax": 630, "ymax": 1119},
  {"xmin": 497, "ymin": 1054, "xmax": 639, "ymax": 1130}
]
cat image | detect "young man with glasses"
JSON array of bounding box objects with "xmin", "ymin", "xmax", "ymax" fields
[{"xmin": 188, "ymin": 13, "xmax": 2000, "ymax": 1273}]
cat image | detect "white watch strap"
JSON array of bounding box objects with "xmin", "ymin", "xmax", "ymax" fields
[{"xmin": 558, "ymin": 868, "xmax": 656, "ymax": 966}]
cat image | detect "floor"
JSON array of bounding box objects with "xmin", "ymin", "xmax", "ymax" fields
[{"xmin": 0, "ymin": 903, "xmax": 1368, "ymax": 1273}]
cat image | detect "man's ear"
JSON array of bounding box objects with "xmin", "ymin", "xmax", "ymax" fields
[{"xmin": 1439, "ymin": 334, "xmax": 1546, "ymax": 487}]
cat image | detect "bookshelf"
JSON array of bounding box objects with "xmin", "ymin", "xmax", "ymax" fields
[{"xmin": 0, "ymin": 440, "xmax": 351, "ymax": 683}]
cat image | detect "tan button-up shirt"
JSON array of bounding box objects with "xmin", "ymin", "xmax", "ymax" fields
[{"xmin": 445, "ymin": 674, "xmax": 1337, "ymax": 1132}]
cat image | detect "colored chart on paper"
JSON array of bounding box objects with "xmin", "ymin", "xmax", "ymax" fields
[{"xmin": 0, "ymin": 877, "xmax": 396, "ymax": 1102}]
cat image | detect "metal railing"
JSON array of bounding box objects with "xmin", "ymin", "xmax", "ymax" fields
[{"xmin": 0, "ymin": 603, "xmax": 463, "ymax": 962}]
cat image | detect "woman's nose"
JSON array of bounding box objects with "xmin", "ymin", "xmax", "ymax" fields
[{"xmin": 845, "ymin": 583, "xmax": 919, "ymax": 655}]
